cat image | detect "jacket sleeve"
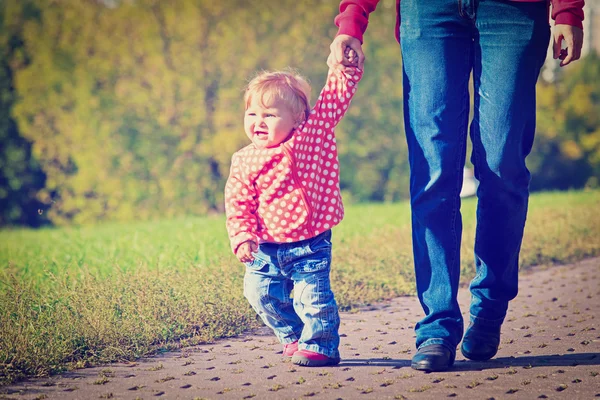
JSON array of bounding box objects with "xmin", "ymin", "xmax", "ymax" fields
[
  {"xmin": 551, "ymin": 0, "xmax": 584, "ymax": 29},
  {"xmin": 305, "ymin": 67, "xmax": 364, "ymax": 132},
  {"xmin": 334, "ymin": 0, "xmax": 381, "ymax": 43},
  {"xmin": 224, "ymin": 153, "xmax": 259, "ymax": 255}
]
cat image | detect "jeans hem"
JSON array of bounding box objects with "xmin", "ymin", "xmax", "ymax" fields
[
  {"xmin": 280, "ymin": 335, "xmax": 301, "ymax": 345},
  {"xmin": 469, "ymin": 314, "xmax": 504, "ymax": 328},
  {"xmin": 418, "ymin": 338, "xmax": 456, "ymax": 355}
]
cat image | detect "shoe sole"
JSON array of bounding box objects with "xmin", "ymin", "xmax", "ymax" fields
[
  {"xmin": 291, "ymin": 355, "xmax": 341, "ymax": 367},
  {"xmin": 410, "ymin": 360, "xmax": 451, "ymax": 372}
]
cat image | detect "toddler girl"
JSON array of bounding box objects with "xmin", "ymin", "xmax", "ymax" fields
[{"xmin": 225, "ymin": 50, "xmax": 362, "ymax": 367}]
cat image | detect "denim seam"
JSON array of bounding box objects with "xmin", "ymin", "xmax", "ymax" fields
[
  {"xmin": 277, "ymin": 245, "xmax": 284, "ymax": 269},
  {"xmin": 317, "ymin": 276, "xmax": 328, "ymax": 341},
  {"xmin": 296, "ymin": 271, "xmax": 338, "ymax": 350},
  {"xmin": 458, "ymin": 0, "xmax": 478, "ymax": 22},
  {"xmin": 262, "ymin": 278, "xmax": 296, "ymax": 337},
  {"xmin": 450, "ymin": 46, "xmax": 471, "ymax": 285},
  {"xmin": 282, "ymin": 281, "xmax": 303, "ymax": 340},
  {"xmin": 471, "ymin": 53, "xmax": 483, "ymax": 263}
]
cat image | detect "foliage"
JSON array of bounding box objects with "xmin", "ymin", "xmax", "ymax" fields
[
  {"xmin": 1, "ymin": 0, "xmax": 404, "ymax": 225},
  {"xmin": 1, "ymin": 190, "xmax": 599, "ymax": 384},
  {"xmin": 533, "ymin": 52, "xmax": 600, "ymax": 190},
  {"xmin": 0, "ymin": 0, "xmax": 598, "ymax": 226},
  {"xmin": 0, "ymin": 0, "xmax": 47, "ymax": 227}
]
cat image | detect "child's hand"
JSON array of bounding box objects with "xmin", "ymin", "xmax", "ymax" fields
[
  {"xmin": 236, "ymin": 240, "xmax": 258, "ymax": 263},
  {"xmin": 344, "ymin": 46, "xmax": 359, "ymax": 67},
  {"xmin": 328, "ymin": 46, "xmax": 361, "ymax": 78}
]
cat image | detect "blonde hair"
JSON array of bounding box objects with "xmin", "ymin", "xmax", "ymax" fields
[{"xmin": 244, "ymin": 69, "xmax": 311, "ymax": 123}]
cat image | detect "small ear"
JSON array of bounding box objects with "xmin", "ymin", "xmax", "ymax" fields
[{"xmin": 295, "ymin": 113, "xmax": 307, "ymax": 127}]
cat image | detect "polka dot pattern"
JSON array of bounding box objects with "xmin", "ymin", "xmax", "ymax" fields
[{"xmin": 225, "ymin": 68, "xmax": 363, "ymax": 253}]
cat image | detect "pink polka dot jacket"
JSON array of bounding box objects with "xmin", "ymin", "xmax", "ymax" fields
[{"xmin": 225, "ymin": 68, "xmax": 363, "ymax": 254}]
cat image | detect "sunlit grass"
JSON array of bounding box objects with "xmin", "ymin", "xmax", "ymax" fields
[{"xmin": 1, "ymin": 190, "xmax": 599, "ymax": 384}]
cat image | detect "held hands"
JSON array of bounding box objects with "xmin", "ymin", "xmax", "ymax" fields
[
  {"xmin": 328, "ymin": 34, "xmax": 364, "ymax": 74},
  {"xmin": 553, "ymin": 24, "xmax": 584, "ymax": 67},
  {"xmin": 236, "ymin": 240, "xmax": 258, "ymax": 263},
  {"xmin": 345, "ymin": 47, "xmax": 359, "ymax": 66}
]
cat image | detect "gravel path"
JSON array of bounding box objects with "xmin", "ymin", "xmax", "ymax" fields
[{"xmin": 2, "ymin": 258, "xmax": 599, "ymax": 400}]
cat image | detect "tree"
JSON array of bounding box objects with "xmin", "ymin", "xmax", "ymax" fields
[
  {"xmin": 532, "ymin": 53, "xmax": 600, "ymax": 191},
  {"xmin": 0, "ymin": 0, "xmax": 47, "ymax": 227},
  {"xmin": 8, "ymin": 0, "xmax": 596, "ymax": 226}
]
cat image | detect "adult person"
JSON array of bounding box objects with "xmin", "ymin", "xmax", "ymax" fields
[{"xmin": 328, "ymin": 0, "xmax": 584, "ymax": 372}]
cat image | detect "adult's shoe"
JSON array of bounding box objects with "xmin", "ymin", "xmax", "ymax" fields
[
  {"xmin": 460, "ymin": 323, "xmax": 501, "ymax": 361},
  {"xmin": 411, "ymin": 344, "xmax": 455, "ymax": 372}
]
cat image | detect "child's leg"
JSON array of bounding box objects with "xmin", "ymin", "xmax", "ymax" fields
[
  {"xmin": 243, "ymin": 244, "xmax": 303, "ymax": 345},
  {"xmin": 289, "ymin": 232, "xmax": 340, "ymax": 360}
]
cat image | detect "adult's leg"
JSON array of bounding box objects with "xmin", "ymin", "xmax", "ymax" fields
[
  {"xmin": 463, "ymin": 0, "xmax": 550, "ymax": 360},
  {"xmin": 400, "ymin": 0, "xmax": 473, "ymax": 357},
  {"xmin": 469, "ymin": 0, "xmax": 551, "ymax": 327}
]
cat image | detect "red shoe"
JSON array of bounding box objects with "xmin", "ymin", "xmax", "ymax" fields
[
  {"xmin": 282, "ymin": 341, "xmax": 298, "ymax": 357},
  {"xmin": 291, "ymin": 350, "xmax": 340, "ymax": 367}
]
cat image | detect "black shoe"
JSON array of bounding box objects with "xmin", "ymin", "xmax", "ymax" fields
[
  {"xmin": 460, "ymin": 323, "xmax": 501, "ymax": 361},
  {"xmin": 411, "ymin": 344, "xmax": 455, "ymax": 372}
]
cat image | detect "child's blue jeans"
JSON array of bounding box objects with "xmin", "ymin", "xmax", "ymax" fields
[{"xmin": 243, "ymin": 230, "xmax": 340, "ymax": 359}]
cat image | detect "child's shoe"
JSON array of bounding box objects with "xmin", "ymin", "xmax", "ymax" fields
[
  {"xmin": 282, "ymin": 341, "xmax": 298, "ymax": 357},
  {"xmin": 291, "ymin": 350, "xmax": 340, "ymax": 366}
]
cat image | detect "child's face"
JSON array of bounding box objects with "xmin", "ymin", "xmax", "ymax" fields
[{"xmin": 244, "ymin": 97, "xmax": 298, "ymax": 149}]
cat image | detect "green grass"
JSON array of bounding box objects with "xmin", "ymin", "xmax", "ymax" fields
[{"xmin": 1, "ymin": 190, "xmax": 599, "ymax": 384}]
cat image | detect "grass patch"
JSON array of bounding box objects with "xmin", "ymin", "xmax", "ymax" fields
[{"xmin": 1, "ymin": 190, "xmax": 599, "ymax": 384}]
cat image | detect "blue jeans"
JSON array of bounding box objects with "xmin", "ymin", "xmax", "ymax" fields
[
  {"xmin": 400, "ymin": 0, "xmax": 550, "ymax": 352},
  {"xmin": 243, "ymin": 230, "xmax": 340, "ymax": 358}
]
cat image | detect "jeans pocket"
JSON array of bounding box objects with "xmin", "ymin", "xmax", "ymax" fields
[
  {"xmin": 298, "ymin": 257, "xmax": 330, "ymax": 273},
  {"xmin": 244, "ymin": 255, "xmax": 269, "ymax": 271},
  {"xmin": 308, "ymin": 230, "xmax": 332, "ymax": 254}
]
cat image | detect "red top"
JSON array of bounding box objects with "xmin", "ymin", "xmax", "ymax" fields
[
  {"xmin": 335, "ymin": 0, "xmax": 585, "ymax": 43},
  {"xmin": 225, "ymin": 69, "xmax": 363, "ymax": 254}
]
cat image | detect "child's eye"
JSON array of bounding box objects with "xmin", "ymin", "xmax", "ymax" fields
[
  {"xmin": 247, "ymin": 113, "xmax": 256, "ymax": 116},
  {"xmin": 266, "ymin": 114, "xmax": 276, "ymax": 117}
]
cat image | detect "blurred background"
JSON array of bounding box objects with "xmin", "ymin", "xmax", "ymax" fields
[{"xmin": 0, "ymin": 0, "xmax": 598, "ymax": 228}]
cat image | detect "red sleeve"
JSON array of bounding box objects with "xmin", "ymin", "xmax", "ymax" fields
[
  {"xmin": 551, "ymin": 0, "xmax": 584, "ymax": 29},
  {"xmin": 307, "ymin": 67, "xmax": 364, "ymax": 130},
  {"xmin": 224, "ymin": 153, "xmax": 259, "ymax": 254},
  {"xmin": 334, "ymin": 0, "xmax": 381, "ymax": 43}
]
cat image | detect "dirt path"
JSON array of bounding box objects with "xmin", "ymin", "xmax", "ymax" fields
[{"xmin": 2, "ymin": 258, "xmax": 599, "ymax": 400}]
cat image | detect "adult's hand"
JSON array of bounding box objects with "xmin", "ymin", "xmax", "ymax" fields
[
  {"xmin": 329, "ymin": 34, "xmax": 365, "ymax": 70},
  {"xmin": 553, "ymin": 24, "xmax": 584, "ymax": 67}
]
